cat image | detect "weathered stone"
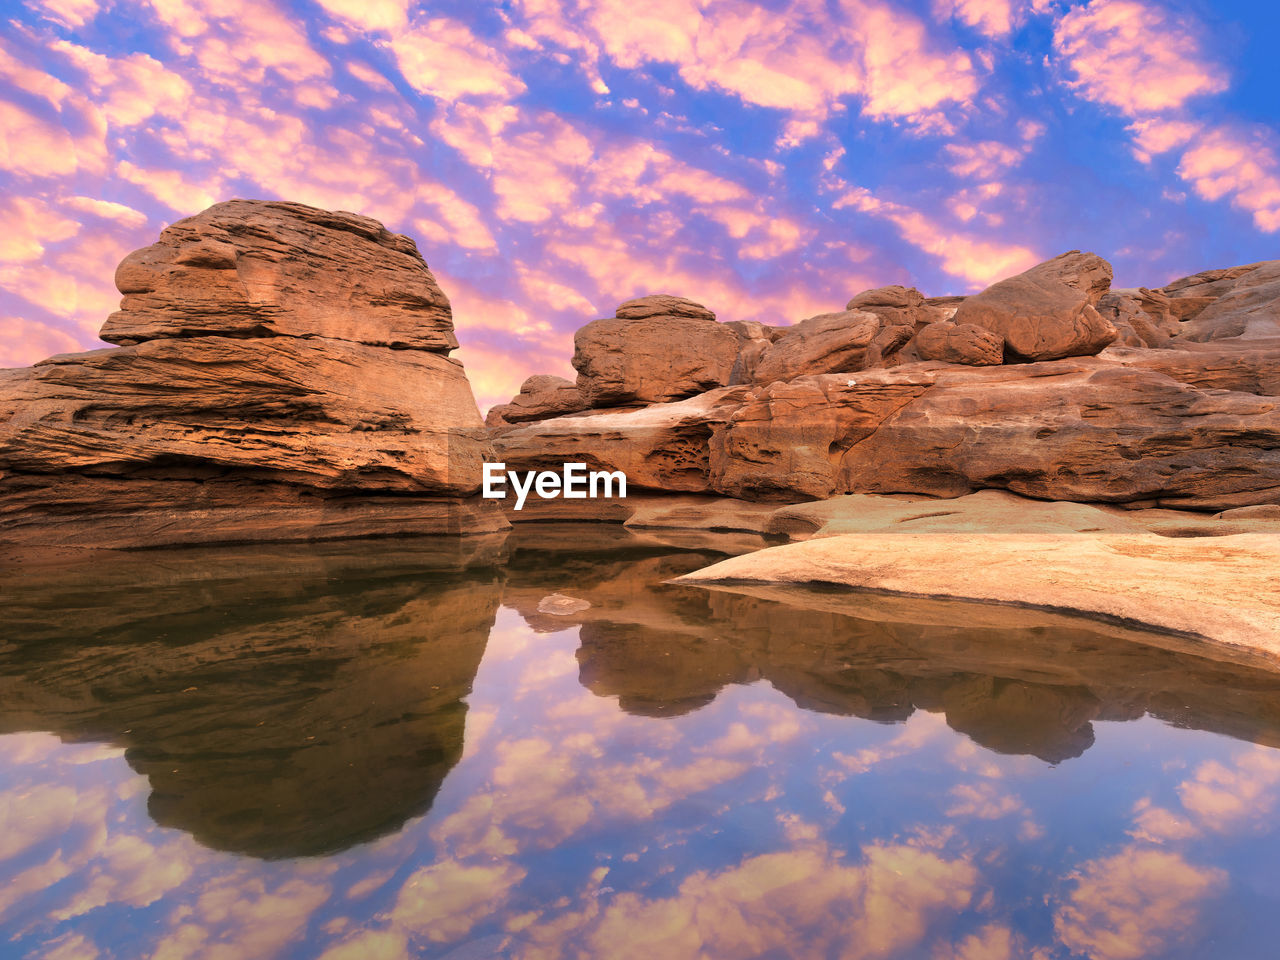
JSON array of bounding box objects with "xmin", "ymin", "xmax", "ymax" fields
[
  {"xmin": 913, "ymin": 321, "xmax": 1004, "ymax": 366},
  {"xmin": 709, "ymin": 361, "xmax": 1280, "ymax": 508},
  {"xmin": 953, "ymin": 250, "xmax": 1118, "ymax": 360},
  {"xmin": 491, "ymin": 387, "xmax": 748, "ymax": 493},
  {"xmin": 845, "ymin": 284, "xmax": 934, "ymax": 329},
  {"xmin": 100, "ymin": 200, "xmax": 457, "ymax": 352},
  {"xmin": 573, "ymin": 315, "xmax": 739, "ymax": 406},
  {"xmin": 724, "ymin": 319, "xmax": 783, "ymax": 385},
  {"xmin": 1, "ymin": 201, "xmax": 505, "ymax": 546},
  {"xmin": 615, "ymin": 294, "xmax": 715, "ymax": 321},
  {"xmin": 1178, "ymin": 260, "xmax": 1280, "ymax": 341},
  {"xmin": 752, "ymin": 309, "xmax": 908, "ymax": 384},
  {"xmin": 485, "ymin": 374, "xmax": 587, "ymax": 427},
  {"xmin": 1098, "ymin": 289, "xmax": 1184, "ymax": 347}
]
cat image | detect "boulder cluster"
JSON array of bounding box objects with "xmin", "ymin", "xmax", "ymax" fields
[
  {"xmin": 492, "ymin": 251, "xmax": 1280, "ymax": 510},
  {"xmin": 0, "ymin": 200, "xmax": 504, "ymax": 547}
]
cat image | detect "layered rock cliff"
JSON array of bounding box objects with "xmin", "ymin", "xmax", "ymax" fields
[
  {"xmin": 0, "ymin": 200, "xmax": 506, "ymax": 548},
  {"xmin": 491, "ymin": 252, "xmax": 1280, "ymax": 510}
]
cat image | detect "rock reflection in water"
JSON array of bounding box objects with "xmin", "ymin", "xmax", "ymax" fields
[
  {"xmin": 0, "ymin": 537, "xmax": 505, "ymax": 858},
  {"xmin": 502, "ymin": 527, "xmax": 1280, "ymax": 764}
]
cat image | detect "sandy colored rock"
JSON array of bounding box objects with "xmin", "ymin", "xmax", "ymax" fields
[
  {"xmin": 615, "ymin": 294, "xmax": 715, "ymax": 321},
  {"xmin": 1098, "ymin": 289, "xmax": 1183, "ymax": 347},
  {"xmin": 486, "ymin": 374, "xmax": 587, "ymax": 427},
  {"xmin": 1179, "ymin": 260, "xmax": 1280, "ymax": 341},
  {"xmin": 491, "ymin": 386, "xmax": 748, "ymax": 493},
  {"xmin": 845, "ymin": 285, "xmax": 938, "ymax": 330},
  {"xmin": 953, "ymin": 250, "xmax": 1118, "ymax": 361},
  {"xmin": 677, "ymin": 529, "xmax": 1280, "ymax": 664},
  {"xmin": 100, "ymin": 199, "xmax": 457, "ymax": 352},
  {"xmin": 913, "ymin": 321, "xmax": 1004, "ymax": 365},
  {"xmin": 1, "ymin": 337, "xmax": 489, "ymax": 494},
  {"xmin": 752, "ymin": 309, "xmax": 905, "ymax": 384},
  {"xmin": 725, "ymin": 319, "xmax": 783, "ymax": 385},
  {"xmin": 710, "ymin": 360, "xmax": 1280, "ymax": 508},
  {"xmin": 1, "ymin": 200, "xmax": 505, "ymax": 546},
  {"xmin": 573, "ymin": 314, "xmax": 739, "ymax": 406}
]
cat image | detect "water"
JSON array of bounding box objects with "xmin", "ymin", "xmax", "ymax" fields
[{"xmin": 3, "ymin": 524, "xmax": 1280, "ymax": 959}]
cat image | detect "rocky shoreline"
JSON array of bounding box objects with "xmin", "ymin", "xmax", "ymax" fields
[{"xmin": 2, "ymin": 198, "xmax": 1279, "ymax": 662}]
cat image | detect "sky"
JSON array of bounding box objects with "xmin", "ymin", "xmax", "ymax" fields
[{"xmin": 1, "ymin": 0, "xmax": 1278, "ymax": 411}]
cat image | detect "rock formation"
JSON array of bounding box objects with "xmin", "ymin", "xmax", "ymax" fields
[
  {"xmin": 0, "ymin": 199, "xmax": 506, "ymax": 548},
  {"xmin": 951, "ymin": 250, "xmax": 1117, "ymax": 360},
  {"xmin": 491, "ymin": 252, "xmax": 1280, "ymax": 511},
  {"xmin": 572, "ymin": 296, "xmax": 740, "ymax": 406}
]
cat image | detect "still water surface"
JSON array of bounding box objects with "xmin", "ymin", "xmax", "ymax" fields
[{"xmin": 3, "ymin": 525, "xmax": 1280, "ymax": 959}]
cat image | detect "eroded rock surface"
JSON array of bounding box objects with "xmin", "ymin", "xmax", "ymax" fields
[
  {"xmin": 953, "ymin": 250, "xmax": 1118, "ymax": 360},
  {"xmin": 100, "ymin": 200, "xmax": 457, "ymax": 352},
  {"xmin": 486, "ymin": 374, "xmax": 587, "ymax": 427},
  {"xmin": 913, "ymin": 321, "xmax": 1004, "ymax": 365},
  {"xmin": 1, "ymin": 199, "xmax": 504, "ymax": 547},
  {"xmin": 573, "ymin": 299, "xmax": 739, "ymax": 406}
]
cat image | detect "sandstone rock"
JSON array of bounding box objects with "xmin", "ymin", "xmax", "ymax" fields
[
  {"xmin": 100, "ymin": 199, "xmax": 458, "ymax": 352},
  {"xmin": 1098, "ymin": 289, "xmax": 1183, "ymax": 348},
  {"xmin": 491, "ymin": 387, "xmax": 747, "ymax": 493},
  {"xmin": 1, "ymin": 201, "xmax": 505, "ymax": 547},
  {"xmin": 1160, "ymin": 260, "xmax": 1273, "ymax": 298},
  {"xmin": 615, "ymin": 294, "xmax": 715, "ymax": 321},
  {"xmin": 1178, "ymin": 260, "xmax": 1280, "ymax": 341},
  {"xmin": 1107, "ymin": 339, "xmax": 1280, "ymax": 396},
  {"xmin": 913, "ymin": 321, "xmax": 1004, "ymax": 365},
  {"xmin": 710, "ymin": 361, "xmax": 1280, "ymax": 508},
  {"xmin": 752, "ymin": 309, "xmax": 908, "ymax": 385},
  {"xmin": 485, "ymin": 374, "xmax": 587, "ymax": 427},
  {"xmin": 676, "ymin": 530, "xmax": 1280, "ymax": 665},
  {"xmin": 573, "ymin": 314, "xmax": 739, "ymax": 406},
  {"xmin": 953, "ymin": 250, "xmax": 1118, "ymax": 360},
  {"xmin": 845, "ymin": 284, "xmax": 935, "ymax": 330},
  {"xmin": 724, "ymin": 319, "xmax": 783, "ymax": 385}
]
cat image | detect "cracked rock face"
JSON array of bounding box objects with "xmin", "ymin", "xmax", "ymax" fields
[{"xmin": 0, "ymin": 199, "xmax": 504, "ymax": 548}]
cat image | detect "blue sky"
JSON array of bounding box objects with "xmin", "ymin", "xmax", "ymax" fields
[{"xmin": 1, "ymin": 0, "xmax": 1277, "ymax": 407}]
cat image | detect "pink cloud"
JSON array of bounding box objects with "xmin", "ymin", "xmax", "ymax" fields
[
  {"xmin": 1053, "ymin": 0, "xmax": 1228, "ymax": 115},
  {"xmin": 0, "ymin": 197, "xmax": 80, "ymax": 263},
  {"xmin": 509, "ymin": 0, "xmax": 979, "ymax": 143},
  {"xmin": 1178, "ymin": 125, "xmax": 1280, "ymax": 232},
  {"xmin": 28, "ymin": 0, "xmax": 101, "ymax": 28},
  {"xmin": 0, "ymin": 100, "xmax": 104, "ymax": 177},
  {"xmin": 836, "ymin": 186, "xmax": 1038, "ymax": 289},
  {"xmin": 313, "ymin": 0, "xmax": 409, "ymax": 33},
  {"xmin": 49, "ymin": 41, "xmax": 192, "ymax": 127},
  {"xmin": 389, "ymin": 18, "xmax": 527, "ymax": 102},
  {"xmin": 944, "ymin": 139, "xmax": 1027, "ymax": 179},
  {"xmin": 0, "ymin": 315, "xmax": 83, "ymax": 368},
  {"xmin": 934, "ymin": 0, "xmax": 1027, "ymax": 38}
]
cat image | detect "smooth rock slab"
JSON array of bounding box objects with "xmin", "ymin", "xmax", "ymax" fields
[
  {"xmin": 100, "ymin": 200, "xmax": 458, "ymax": 352},
  {"xmin": 676, "ymin": 531, "xmax": 1280, "ymax": 666}
]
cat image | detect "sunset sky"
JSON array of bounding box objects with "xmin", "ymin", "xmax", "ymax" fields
[{"xmin": 2, "ymin": 0, "xmax": 1278, "ymax": 409}]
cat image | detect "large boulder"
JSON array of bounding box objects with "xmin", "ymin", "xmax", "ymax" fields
[
  {"xmin": 1174, "ymin": 260, "xmax": 1280, "ymax": 341},
  {"xmin": 485, "ymin": 374, "xmax": 587, "ymax": 427},
  {"xmin": 752, "ymin": 309, "xmax": 911, "ymax": 385},
  {"xmin": 913, "ymin": 321, "xmax": 1004, "ymax": 366},
  {"xmin": 100, "ymin": 200, "xmax": 457, "ymax": 352},
  {"xmin": 1097, "ymin": 289, "xmax": 1182, "ymax": 348},
  {"xmin": 615, "ymin": 294, "xmax": 716, "ymax": 321},
  {"xmin": 845, "ymin": 284, "xmax": 939, "ymax": 331},
  {"xmin": 0, "ymin": 200, "xmax": 505, "ymax": 547},
  {"xmin": 953, "ymin": 250, "xmax": 1118, "ymax": 361},
  {"xmin": 573, "ymin": 298, "xmax": 739, "ymax": 406}
]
